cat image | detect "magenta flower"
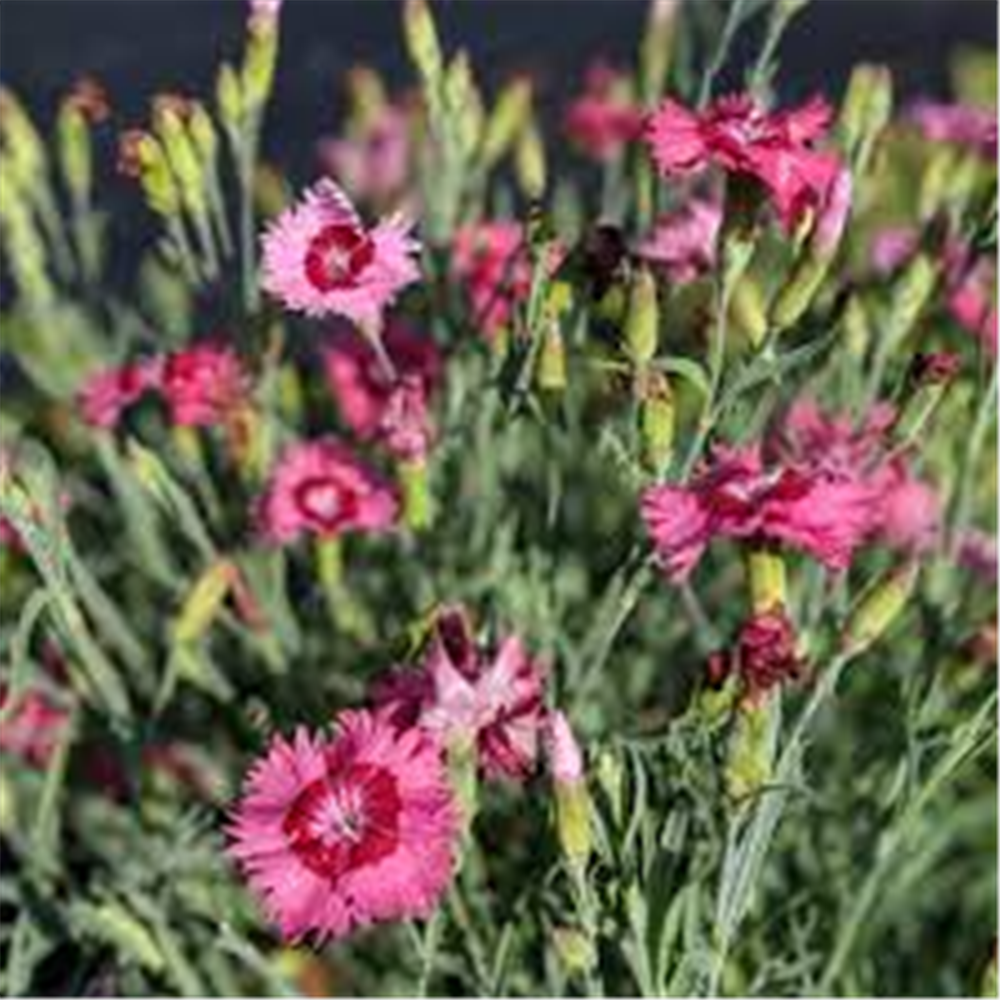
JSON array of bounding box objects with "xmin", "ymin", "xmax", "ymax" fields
[
  {"xmin": 378, "ymin": 375, "xmax": 434, "ymax": 462},
  {"xmin": 323, "ymin": 320, "xmax": 442, "ymax": 441},
  {"xmin": 318, "ymin": 104, "xmax": 413, "ymax": 208},
  {"xmin": 257, "ymin": 439, "xmax": 399, "ymax": 544},
  {"xmin": 564, "ymin": 61, "xmax": 644, "ymax": 162},
  {"xmin": 909, "ymin": 100, "xmax": 998, "ymax": 159},
  {"xmin": 0, "ymin": 682, "xmax": 70, "ymax": 767},
  {"xmin": 642, "ymin": 444, "xmax": 878, "ymax": 581},
  {"xmin": 261, "ymin": 179, "xmax": 421, "ymax": 328},
  {"xmin": 644, "ymin": 93, "xmax": 841, "ymax": 230},
  {"xmin": 374, "ymin": 607, "xmax": 547, "ymax": 781},
  {"xmin": 161, "ymin": 343, "xmax": 250, "ymax": 428},
  {"xmin": 775, "ymin": 399, "xmax": 941, "ymax": 554},
  {"xmin": 78, "ymin": 360, "xmax": 160, "ymax": 429},
  {"xmin": 957, "ymin": 529, "xmax": 998, "ymax": 584},
  {"xmin": 636, "ymin": 198, "xmax": 722, "ymax": 284},
  {"xmin": 227, "ymin": 712, "xmax": 459, "ymax": 943},
  {"xmin": 708, "ymin": 610, "xmax": 806, "ymax": 701}
]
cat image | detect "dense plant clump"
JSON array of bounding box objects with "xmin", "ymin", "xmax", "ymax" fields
[{"xmin": 0, "ymin": 0, "xmax": 996, "ymax": 996}]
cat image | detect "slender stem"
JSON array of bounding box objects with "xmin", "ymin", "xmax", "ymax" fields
[
  {"xmin": 416, "ymin": 908, "xmax": 444, "ymax": 998},
  {"xmin": 697, "ymin": 0, "xmax": 752, "ymax": 108},
  {"xmin": 240, "ymin": 121, "xmax": 261, "ymax": 314}
]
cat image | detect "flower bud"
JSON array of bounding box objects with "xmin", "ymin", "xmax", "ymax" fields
[
  {"xmin": 638, "ymin": 371, "xmax": 675, "ymax": 475},
  {"xmin": 838, "ymin": 64, "xmax": 893, "ymax": 173},
  {"xmin": 399, "ymin": 458, "xmax": 433, "ymax": 532},
  {"xmin": 547, "ymin": 712, "xmax": 592, "ymax": 871},
  {"xmin": 552, "ymin": 926, "xmax": 597, "ymax": 977},
  {"xmin": 481, "ymin": 77, "xmax": 533, "ymax": 170},
  {"xmin": 403, "ymin": 0, "xmax": 444, "ymax": 92},
  {"xmin": 624, "ymin": 267, "xmax": 660, "ymax": 368},
  {"xmin": 243, "ymin": 21, "xmax": 279, "ymax": 111},
  {"xmin": 446, "ymin": 53, "xmax": 484, "ymax": 161},
  {"xmin": 886, "ymin": 252, "xmax": 938, "ymax": 348},
  {"xmin": 724, "ymin": 698, "xmax": 777, "ymax": 802},
  {"xmin": 746, "ymin": 546, "xmax": 788, "ymax": 615},
  {"xmin": 515, "ymin": 120, "xmax": 547, "ymax": 200},
  {"xmin": 719, "ymin": 174, "xmax": 760, "ymax": 290},
  {"xmin": 173, "ymin": 560, "xmax": 237, "ymax": 645},
  {"xmin": 842, "ymin": 561, "xmax": 919, "ymax": 657},
  {"xmin": 891, "ymin": 351, "xmax": 961, "ymax": 449},
  {"xmin": 730, "ymin": 279, "xmax": 768, "ymax": 348},
  {"xmin": 118, "ymin": 131, "xmax": 180, "ymax": 217},
  {"xmin": 447, "ymin": 734, "xmax": 479, "ymax": 840},
  {"xmin": 155, "ymin": 105, "xmax": 207, "ymax": 218},
  {"xmin": 56, "ymin": 103, "xmax": 92, "ymax": 204},
  {"xmin": 216, "ymin": 63, "xmax": 244, "ymax": 134},
  {"xmin": 594, "ymin": 746, "xmax": 625, "ymax": 827},
  {"xmin": 536, "ymin": 317, "xmax": 568, "ymax": 394}
]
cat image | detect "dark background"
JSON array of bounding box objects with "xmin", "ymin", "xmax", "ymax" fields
[{"xmin": 1, "ymin": 1, "xmax": 996, "ymax": 183}]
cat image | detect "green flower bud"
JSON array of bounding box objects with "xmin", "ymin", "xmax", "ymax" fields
[
  {"xmin": 552, "ymin": 926, "xmax": 597, "ymax": 977},
  {"xmin": 724, "ymin": 697, "xmax": 778, "ymax": 802},
  {"xmin": 624, "ymin": 267, "xmax": 660, "ymax": 367},
  {"xmin": 399, "ymin": 458, "xmax": 433, "ymax": 531},
  {"xmin": 886, "ymin": 252, "xmax": 938, "ymax": 348},
  {"xmin": 515, "ymin": 120, "xmax": 547, "ymax": 200},
  {"xmin": 481, "ymin": 77, "xmax": 533, "ymax": 170},
  {"xmin": 216, "ymin": 63, "xmax": 244, "ymax": 135},
  {"xmin": 555, "ymin": 780, "xmax": 593, "ymax": 871},
  {"xmin": 57, "ymin": 104, "xmax": 92, "ymax": 204},
  {"xmin": 746, "ymin": 546, "xmax": 787, "ymax": 616},
  {"xmin": 891, "ymin": 352, "xmax": 961, "ymax": 449},
  {"xmin": 243, "ymin": 25, "xmax": 279, "ymax": 111},
  {"xmin": 842, "ymin": 562, "xmax": 919, "ymax": 657},
  {"xmin": 638, "ymin": 371, "xmax": 675, "ymax": 475},
  {"xmin": 156, "ymin": 108, "xmax": 207, "ymax": 218},
  {"xmin": 537, "ymin": 317, "xmax": 568, "ymax": 394},
  {"xmin": 403, "ymin": 0, "xmax": 444, "ymax": 92},
  {"xmin": 173, "ymin": 560, "xmax": 237, "ymax": 646},
  {"xmin": 838, "ymin": 64, "xmax": 893, "ymax": 173}
]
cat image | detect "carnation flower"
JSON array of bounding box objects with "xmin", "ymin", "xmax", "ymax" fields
[
  {"xmin": 374, "ymin": 607, "xmax": 547, "ymax": 781},
  {"xmin": 0, "ymin": 682, "xmax": 70, "ymax": 766},
  {"xmin": 452, "ymin": 220, "xmax": 532, "ymax": 336},
  {"xmin": 643, "ymin": 93, "xmax": 841, "ymax": 230},
  {"xmin": 563, "ymin": 61, "xmax": 644, "ymax": 161},
  {"xmin": 636, "ymin": 198, "xmax": 722, "ymax": 284},
  {"xmin": 642, "ymin": 444, "xmax": 878, "ymax": 582},
  {"xmin": 161, "ymin": 343, "xmax": 250, "ymax": 428},
  {"xmin": 378, "ymin": 375, "xmax": 434, "ymax": 462},
  {"xmin": 774, "ymin": 399, "xmax": 941, "ymax": 554},
  {"xmin": 319, "ymin": 104, "xmax": 413, "ymax": 208},
  {"xmin": 257, "ymin": 439, "xmax": 399, "ymax": 543},
  {"xmin": 323, "ymin": 320, "xmax": 442, "ymax": 441},
  {"xmin": 227, "ymin": 713, "xmax": 459, "ymax": 942},
  {"xmin": 909, "ymin": 100, "xmax": 998, "ymax": 159},
  {"xmin": 78, "ymin": 360, "xmax": 161, "ymax": 429},
  {"xmin": 261, "ymin": 179, "xmax": 421, "ymax": 328}
]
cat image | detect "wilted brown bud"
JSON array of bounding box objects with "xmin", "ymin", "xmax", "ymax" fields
[{"xmin": 65, "ymin": 76, "xmax": 111, "ymax": 123}]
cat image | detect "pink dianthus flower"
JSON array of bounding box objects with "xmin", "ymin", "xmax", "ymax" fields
[
  {"xmin": 322, "ymin": 320, "xmax": 442, "ymax": 441},
  {"xmin": 643, "ymin": 93, "xmax": 841, "ymax": 230},
  {"xmin": 564, "ymin": 61, "xmax": 644, "ymax": 161},
  {"xmin": 374, "ymin": 607, "xmax": 547, "ymax": 782},
  {"xmin": 636, "ymin": 198, "xmax": 722, "ymax": 284},
  {"xmin": 261, "ymin": 179, "xmax": 420, "ymax": 328},
  {"xmin": 909, "ymin": 100, "xmax": 998, "ymax": 159},
  {"xmin": 78, "ymin": 360, "xmax": 161, "ymax": 430},
  {"xmin": 227, "ymin": 712, "xmax": 458, "ymax": 943},
  {"xmin": 257, "ymin": 439, "xmax": 399, "ymax": 544},
  {"xmin": 0, "ymin": 682, "xmax": 70, "ymax": 767},
  {"xmin": 161, "ymin": 343, "xmax": 250, "ymax": 428}
]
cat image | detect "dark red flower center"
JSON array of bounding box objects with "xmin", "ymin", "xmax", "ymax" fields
[
  {"xmin": 294, "ymin": 476, "xmax": 359, "ymax": 532},
  {"xmin": 283, "ymin": 762, "xmax": 401, "ymax": 880},
  {"xmin": 305, "ymin": 222, "xmax": 375, "ymax": 292}
]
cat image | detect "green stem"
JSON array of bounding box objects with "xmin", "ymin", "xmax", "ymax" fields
[{"xmin": 416, "ymin": 908, "xmax": 444, "ymax": 998}]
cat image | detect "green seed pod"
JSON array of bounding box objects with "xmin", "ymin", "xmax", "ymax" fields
[
  {"xmin": 842, "ymin": 562, "xmax": 919, "ymax": 657},
  {"xmin": 624, "ymin": 267, "xmax": 660, "ymax": 368}
]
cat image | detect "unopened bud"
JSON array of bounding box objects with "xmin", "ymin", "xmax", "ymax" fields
[
  {"xmin": 720, "ymin": 175, "xmax": 760, "ymax": 290},
  {"xmin": 399, "ymin": 458, "xmax": 433, "ymax": 532},
  {"xmin": 515, "ymin": 120, "xmax": 547, "ymax": 199},
  {"xmin": 724, "ymin": 698, "xmax": 777, "ymax": 802},
  {"xmin": 547, "ymin": 713, "xmax": 592, "ymax": 870},
  {"xmin": 891, "ymin": 352, "xmax": 961, "ymax": 448},
  {"xmin": 243, "ymin": 23, "xmax": 279, "ymax": 110},
  {"xmin": 552, "ymin": 926, "xmax": 596, "ymax": 976},
  {"xmin": 624, "ymin": 267, "xmax": 660, "ymax": 367},
  {"xmin": 216, "ymin": 64, "xmax": 244, "ymax": 134},
  {"xmin": 57, "ymin": 103, "xmax": 92, "ymax": 203},
  {"xmin": 537, "ymin": 317, "xmax": 567, "ymax": 393},
  {"xmin": 746, "ymin": 546, "xmax": 787, "ymax": 615},
  {"xmin": 886, "ymin": 252, "xmax": 938, "ymax": 348},
  {"xmin": 481, "ymin": 77, "xmax": 533, "ymax": 169},
  {"xmin": 173, "ymin": 560, "xmax": 237, "ymax": 645},
  {"xmin": 156, "ymin": 106, "xmax": 207, "ymax": 217},
  {"xmin": 730, "ymin": 278, "xmax": 768, "ymax": 348},
  {"xmin": 638, "ymin": 371, "xmax": 675, "ymax": 475},
  {"xmin": 838, "ymin": 64, "xmax": 893, "ymax": 172},
  {"xmin": 445, "ymin": 53, "xmax": 483, "ymax": 160},
  {"xmin": 842, "ymin": 562, "xmax": 919, "ymax": 657},
  {"xmin": 403, "ymin": 0, "xmax": 444, "ymax": 90}
]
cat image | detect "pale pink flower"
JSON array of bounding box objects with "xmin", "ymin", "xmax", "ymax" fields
[
  {"xmin": 564, "ymin": 61, "xmax": 644, "ymax": 161},
  {"xmin": 323, "ymin": 320, "xmax": 442, "ymax": 441},
  {"xmin": 261, "ymin": 179, "xmax": 420, "ymax": 328},
  {"xmin": 248, "ymin": 0, "xmax": 282, "ymax": 34},
  {"xmin": 909, "ymin": 100, "xmax": 998, "ymax": 159},
  {"xmin": 545, "ymin": 711, "xmax": 584, "ymax": 786},
  {"xmin": 642, "ymin": 444, "xmax": 878, "ymax": 581},
  {"xmin": 374, "ymin": 607, "xmax": 547, "ymax": 782},
  {"xmin": 378, "ymin": 375, "xmax": 434, "ymax": 462},
  {"xmin": 227, "ymin": 712, "xmax": 459, "ymax": 943},
  {"xmin": 644, "ymin": 93, "xmax": 841, "ymax": 230},
  {"xmin": 812, "ymin": 166, "xmax": 853, "ymax": 256},
  {"xmin": 78, "ymin": 360, "xmax": 160, "ymax": 429},
  {"xmin": 636, "ymin": 199, "xmax": 722, "ymax": 284},
  {"xmin": 161, "ymin": 343, "xmax": 250, "ymax": 428},
  {"xmin": 870, "ymin": 226, "xmax": 919, "ymax": 276},
  {"xmin": 0, "ymin": 682, "xmax": 70, "ymax": 767},
  {"xmin": 318, "ymin": 104, "xmax": 413, "ymax": 207},
  {"xmin": 452, "ymin": 220, "xmax": 532, "ymax": 336},
  {"xmin": 257, "ymin": 439, "xmax": 399, "ymax": 544}
]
